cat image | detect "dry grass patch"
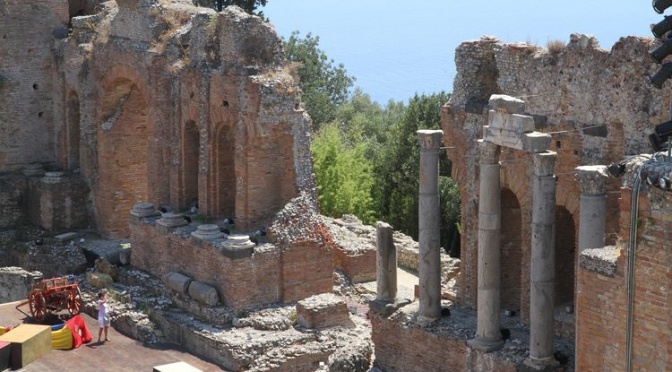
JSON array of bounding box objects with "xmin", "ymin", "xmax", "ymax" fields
[{"xmin": 547, "ymin": 39, "xmax": 566, "ymax": 54}]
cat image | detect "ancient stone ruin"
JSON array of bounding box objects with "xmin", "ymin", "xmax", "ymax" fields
[
  {"xmin": 370, "ymin": 34, "xmax": 671, "ymax": 372},
  {"xmin": 1, "ymin": 0, "xmax": 671, "ymax": 371}
]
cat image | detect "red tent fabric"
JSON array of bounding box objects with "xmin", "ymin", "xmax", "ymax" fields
[{"xmin": 65, "ymin": 315, "xmax": 92, "ymax": 348}]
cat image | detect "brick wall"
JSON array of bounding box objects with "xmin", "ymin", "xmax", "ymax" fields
[
  {"xmin": 27, "ymin": 176, "xmax": 88, "ymax": 231},
  {"xmin": 332, "ymin": 247, "xmax": 376, "ymax": 284},
  {"xmin": 0, "ymin": 0, "xmax": 68, "ymax": 172},
  {"xmin": 0, "ymin": 175, "xmax": 28, "ymax": 229},
  {"xmin": 576, "ymin": 185, "xmax": 672, "ymax": 371},
  {"xmin": 41, "ymin": 4, "xmax": 313, "ymax": 238},
  {"xmin": 130, "ymin": 217, "xmax": 332, "ymax": 310},
  {"xmin": 371, "ymin": 310, "xmax": 518, "ymax": 372}
]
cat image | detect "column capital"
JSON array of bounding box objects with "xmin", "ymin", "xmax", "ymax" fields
[
  {"xmin": 417, "ymin": 129, "xmax": 443, "ymax": 149},
  {"xmin": 575, "ymin": 165, "xmax": 609, "ymax": 196},
  {"xmin": 479, "ymin": 140, "xmax": 500, "ymax": 164},
  {"xmin": 533, "ymin": 151, "xmax": 557, "ymax": 176}
]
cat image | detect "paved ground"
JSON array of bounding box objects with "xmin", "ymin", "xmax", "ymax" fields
[
  {"xmin": 360, "ymin": 266, "xmax": 419, "ymax": 300},
  {"xmin": 0, "ymin": 301, "xmax": 223, "ymax": 372}
]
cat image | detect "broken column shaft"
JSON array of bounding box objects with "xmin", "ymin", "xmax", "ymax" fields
[
  {"xmin": 471, "ymin": 140, "xmax": 504, "ymax": 351},
  {"xmin": 576, "ymin": 165, "xmax": 609, "ymax": 252},
  {"xmin": 527, "ymin": 151, "xmax": 559, "ymax": 368},
  {"xmin": 417, "ymin": 129, "xmax": 443, "ymax": 322},
  {"xmin": 376, "ymin": 221, "xmax": 397, "ymax": 302}
]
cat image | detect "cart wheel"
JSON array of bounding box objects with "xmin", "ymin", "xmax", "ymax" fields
[
  {"xmin": 29, "ymin": 291, "xmax": 47, "ymax": 323},
  {"xmin": 68, "ymin": 287, "xmax": 82, "ymax": 315}
]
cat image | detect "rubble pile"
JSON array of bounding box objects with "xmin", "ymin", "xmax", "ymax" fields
[{"xmin": 323, "ymin": 215, "xmax": 376, "ymax": 255}]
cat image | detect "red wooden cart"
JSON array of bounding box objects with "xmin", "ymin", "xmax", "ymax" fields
[{"xmin": 16, "ymin": 276, "xmax": 82, "ymax": 323}]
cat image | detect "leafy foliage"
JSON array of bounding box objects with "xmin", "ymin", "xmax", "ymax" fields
[
  {"xmin": 311, "ymin": 123, "xmax": 376, "ymax": 224},
  {"xmin": 197, "ymin": 0, "xmax": 267, "ymax": 16},
  {"xmin": 372, "ymin": 92, "xmax": 451, "ymax": 233},
  {"xmin": 282, "ymin": 30, "xmax": 460, "ymax": 254},
  {"xmin": 284, "ymin": 31, "xmax": 355, "ymax": 131}
]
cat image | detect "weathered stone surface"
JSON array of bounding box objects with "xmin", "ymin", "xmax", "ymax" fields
[
  {"xmin": 296, "ymin": 293, "xmax": 351, "ymax": 329},
  {"xmin": 187, "ymin": 280, "xmax": 219, "ymax": 306},
  {"xmin": 87, "ymin": 272, "xmax": 113, "ymax": 288},
  {"xmin": 489, "ymin": 94, "xmax": 526, "ymax": 114},
  {"xmin": 0, "ymin": 267, "xmax": 42, "ymax": 303},
  {"xmin": 579, "ymin": 245, "xmax": 620, "ymax": 277},
  {"xmin": 575, "ymin": 165, "xmax": 610, "ymax": 196},
  {"xmin": 488, "ymin": 111, "xmax": 535, "ymax": 131},
  {"xmin": 165, "ymin": 272, "xmax": 192, "ymax": 295}
]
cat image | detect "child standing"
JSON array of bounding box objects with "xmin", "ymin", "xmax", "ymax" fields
[{"xmin": 97, "ymin": 291, "xmax": 111, "ymax": 343}]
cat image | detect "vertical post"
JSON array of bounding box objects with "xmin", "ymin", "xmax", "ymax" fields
[
  {"xmin": 417, "ymin": 129, "xmax": 443, "ymax": 323},
  {"xmin": 574, "ymin": 165, "xmax": 609, "ymax": 372},
  {"xmin": 470, "ymin": 140, "xmax": 504, "ymax": 351},
  {"xmin": 575, "ymin": 166, "xmax": 609, "ymax": 253},
  {"xmin": 376, "ymin": 221, "xmax": 397, "ymax": 302},
  {"xmin": 526, "ymin": 151, "xmax": 559, "ymax": 369}
]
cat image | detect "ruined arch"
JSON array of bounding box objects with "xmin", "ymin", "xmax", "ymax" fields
[
  {"xmin": 96, "ymin": 77, "xmax": 151, "ymax": 238},
  {"xmin": 554, "ymin": 206, "xmax": 576, "ymax": 306},
  {"xmin": 500, "ymin": 187, "xmax": 523, "ymax": 312},
  {"xmin": 181, "ymin": 120, "xmax": 200, "ymax": 210}
]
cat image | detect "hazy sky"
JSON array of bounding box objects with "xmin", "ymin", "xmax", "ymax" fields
[{"xmin": 264, "ymin": 1, "xmax": 659, "ymax": 103}]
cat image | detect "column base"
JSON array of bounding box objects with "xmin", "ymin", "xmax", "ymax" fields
[
  {"xmin": 468, "ymin": 337, "xmax": 504, "ymax": 352},
  {"xmin": 524, "ymin": 356, "xmax": 559, "ymax": 371}
]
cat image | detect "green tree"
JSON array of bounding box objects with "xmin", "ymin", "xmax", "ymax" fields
[
  {"xmin": 372, "ymin": 92, "xmax": 458, "ymax": 252},
  {"xmin": 284, "ymin": 31, "xmax": 355, "ymax": 131},
  {"xmin": 311, "ymin": 123, "xmax": 375, "ymax": 224},
  {"xmin": 197, "ymin": 0, "xmax": 267, "ymax": 16}
]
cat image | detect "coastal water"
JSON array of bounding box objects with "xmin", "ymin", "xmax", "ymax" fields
[{"xmin": 264, "ymin": 1, "xmax": 651, "ymax": 105}]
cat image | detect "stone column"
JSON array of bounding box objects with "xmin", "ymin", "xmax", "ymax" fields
[
  {"xmin": 470, "ymin": 140, "xmax": 503, "ymax": 351},
  {"xmin": 417, "ymin": 129, "xmax": 443, "ymax": 323},
  {"xmin": 376, "ymin": 221, "xmax": 397, "ymax": 302},
  {"xmin": 575, "ymin": 165, "xmax": 609, "ymax": 252},
  {"xmin": 526, "ymin": 151, "xmax": 559, "ymax": 368}
]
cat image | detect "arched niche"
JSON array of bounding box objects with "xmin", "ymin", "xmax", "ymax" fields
[{"xmin": 96, "ymin": 78, "xmax": 151, "ymax": 238}]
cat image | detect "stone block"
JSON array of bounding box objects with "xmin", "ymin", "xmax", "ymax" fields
[
  {"xmin": 153, "ymin": 361, "xmax": 203, "ymax": 372},
  {"xmin": 166, "ymin": 272, "xmax": 192, "ymax": 295},
  {"xmin": 488, "ymin": 94, "xmax": 526, "ymax": 114},
  {"xmin": 188, "ymin": 281, "xmax": 219, "ymax": 306},
  {"xmin": 522, "ymin": 132, "xmax": 552, "ymax": 153},
  {"xmin": 296, "ymin": 293, "xmax": 351, "ymax": 329},
  {"xmin": 0, "ymin": 324, "xmax": 51, "ymax": 369},
  {"xmin": 54, "ymin": 232, "xmax": 77, "ymax": 242},
  {"xmin": 483, "ymin": 126, "xmax": 524, "ymax": 150},
  {"xmin": 87, "ymin": 272, "xmax": 113, "ymax": 288},
  {"xmin": 579, "ymin": 246, "xmax": 619, "ymax": 277},
  {"xmin": 488, "ymin": 111, "xmax": 535, "ymax": 132}
]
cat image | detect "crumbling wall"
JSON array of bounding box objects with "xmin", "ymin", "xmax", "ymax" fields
[
  {"xmin": 131, "ymin": 193, "xmax": 333, "ymax": 310},
  {"xmin": 0, "ymin": 267, "xmax": 42, "ymax": 303},
  {"xmin": 443, "ymin": 34, "xmax": 659, "ymax": 312},
  {"xmin": 0, "ymin": 175, "xmax": 28, "ymax": 230},
  {"xmin": 0, "ymin": 0, "xmax": 68, "ymax": 171},
  {"xmin": 576, "ymin": 164, "xmax": 672, "ymax": 372},
  {"xmin": 48, "ymin": 2, "xmax": 312, "ymax": 238}
]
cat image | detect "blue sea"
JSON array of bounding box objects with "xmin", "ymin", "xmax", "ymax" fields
[{"xmin": 264, "ymin": 1, "xmax": 652, "ymax": 105}]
